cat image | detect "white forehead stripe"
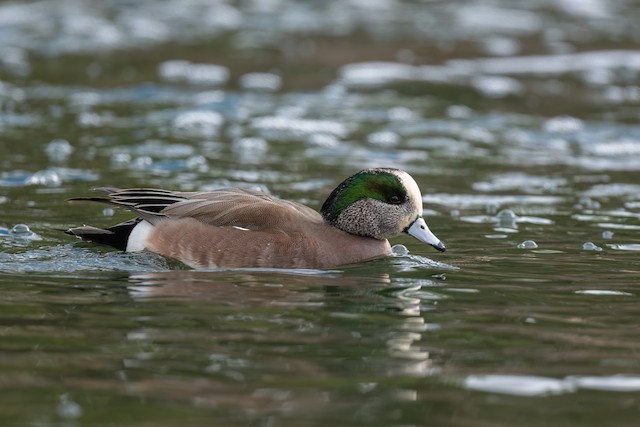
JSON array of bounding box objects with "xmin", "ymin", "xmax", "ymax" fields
[{"xmin": 393, "ymin": 170, "xmax": 423, "ymax": 215}]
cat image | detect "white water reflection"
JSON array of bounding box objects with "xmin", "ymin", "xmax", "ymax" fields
[
  {"xmin": 386, "ymin": 283, "xmax": 442, "ymax": 378},
  {"xmin": 464, "ymin": 374, "xmax": 574, "ymax": 396},
  {"xmin": 575, "ymin": 290, "xmax": 633, "ymax": 296},
  {"xmin": 464, "ymin": 374, "xmax": 640, "ymax": 396},
  {"xmin": 423, "ymin": 194, "xmax": 563, "ymax": 208}
]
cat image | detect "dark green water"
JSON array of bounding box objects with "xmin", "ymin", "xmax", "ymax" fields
[{"xmin": 1, "ymin": 0, "xmax": 640, "ymax": 425}]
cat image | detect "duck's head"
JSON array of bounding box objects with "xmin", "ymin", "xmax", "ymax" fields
[{"xmin": 321, "ymin": 168, "xmax": 445, "ymax": 252}]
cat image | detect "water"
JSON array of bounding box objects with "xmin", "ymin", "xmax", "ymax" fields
[{"xmin": 1, "ymin": 0, "xmax": 640, "ymax": 425}]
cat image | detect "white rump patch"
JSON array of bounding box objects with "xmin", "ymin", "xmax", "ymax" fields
[{"xmin": 126, "ymin": 220, "xmax": 153, "ymax": 252}]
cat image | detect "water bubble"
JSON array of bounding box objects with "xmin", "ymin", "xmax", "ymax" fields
[
  {"xmin": 496, "ymin": 209, "xmax": 517, "ymax": 229},
  {"xmin": 112, "ymin": 152, "xmax": 132, "ymax": 165},
  {"xmin": 392, "ymin": 244, "xmax": 409, "ymax": 256},
  {"xmin": 517, "ymin": 240, "xmax": 538, "ymax": 249},
  {"xmin": 77, "ymin": 111, "xmax": 103, "ymax": 127},
  {"xmin": 186, "ymin": 155, "xmax": 208, "ymax": 170},
  {"xmin": 602, "ymin": 230, "xmax": 614, "ymax": 239},
  {"xmin": 582, "ymin": 242, "xmax": 603, "ymax": 251},
  {"xmin": 10, "ymin": 224, "xmax": 31, "ymax": 234},
  {"xmin": 45, "ymin": 138, "xmax": 73, "ymax": 162},
  {"xmin": 131, "ymin": 156, "xmax": 153, "ymax": 169},
  {"xmin": 8, "ymin": 224, "xmax": 42, "ymax": 241},
  {"xmin": 26, "ymin": 170, "xmax": 62, "ymax": 186},
  {"xmin": 576, "ymin": 197, "xmax": 601, "ymax": 210},
  {"xmin": 57, "ymin": 394, "xmax": 82, "ymax": 419}
]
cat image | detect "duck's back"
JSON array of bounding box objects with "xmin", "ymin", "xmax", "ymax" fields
[{"xmin": 161, "ymin": 188, "xmax": 325, "ymax": 232}]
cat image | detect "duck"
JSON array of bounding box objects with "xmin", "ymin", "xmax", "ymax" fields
[{"xmin": 66, "ymin": 168, "xmax": 445, "ymax": 269}]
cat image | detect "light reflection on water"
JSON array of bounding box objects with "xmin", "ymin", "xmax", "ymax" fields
[{"xmin": 1, "ymin": 0, "xmax": 640, "ymax": 425}]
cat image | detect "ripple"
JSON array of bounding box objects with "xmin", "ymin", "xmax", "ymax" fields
[
  {"xmin": 473, "ymin": 173, "xmax": 567, "ymax": 193},
  {"xmin": 607, "ymin": 244, "xmax": 640, "ymax": 251},
  {"xmin": 569, "ymin": 375, "xmax": 640, "ymax": 392},
  {"xmin": 586, "ymin": 139, "xmax": 640, "ymax": 157},
  {"xmin": 456, "ymin": 5, "xmax": 542, "ymax": 35},
  {"xmin": 597, "ymin": 223, "xmax": 640, "ymax": 231},
  {"xmin": 0, "ymin": 168, "xmax": 97, "ymax": 187},
  {"xmin": 463, "ymin": 374, "xmax": 640, "ymax": 395},
  {"xmin": 575, "ymin": 290, "xmax": 632, "ymax": 296},
  {"xmin": 543, "ymin": 116, "xmax": 585, "ymax": 133},
  {"xmin": 0, "ymin": 245, "xmax": 170, "ymax": 273},
  {"xmin": 239, "ymin": 73, "xmax": 282, "ymax": 92},
  {"xmin": 423, "ymin": 193, "xmax": 563, "ymax": 208},
  {"xmin": 338, "ymin": 62, "xmax": 417, "ymax": 89},
  {"xmin": 158, "ymin": 60, "xmax": 230, "ymax": 86},
  {"xmin": 584, "ymin": 183, "xmax": 640, "ymax": 198},
  {"xmin": 172, "ymin": 110, "xmax": 224, "ymax": 138},
  {"xmin": 463, "ymin": 374, "xmax": 574, "ymax": 396},
  {"xmin": 448, "ymin": 50, "xmax": 640, "ymax": 78},
  {"xmin": 251, "ymin": 116, "xmax": 350, "ymax": 141},
  {"xmin": 471, "ymin": 75, "xmax": 523, "ymax": 98}
]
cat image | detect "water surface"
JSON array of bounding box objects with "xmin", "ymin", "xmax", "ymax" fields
[{"xmin": 1, "ymin": 0, "xmax": 640, "ymax": 425}]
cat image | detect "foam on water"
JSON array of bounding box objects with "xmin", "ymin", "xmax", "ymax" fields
[{"xmin": 0, "ymin": 245, "xmax": 170, "ymax": 273}]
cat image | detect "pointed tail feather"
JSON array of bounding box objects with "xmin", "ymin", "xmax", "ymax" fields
[{"xmin": 66, "ymin": 219, "xmax": 141, "ymax": 251}]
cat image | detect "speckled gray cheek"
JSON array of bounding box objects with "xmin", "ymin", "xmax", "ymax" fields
[{"xmin": 335, "ymin": 199, "xmax": 412, "ymax": 240}]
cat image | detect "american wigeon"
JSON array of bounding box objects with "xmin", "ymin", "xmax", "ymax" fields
[{"xmin": 66, "ymin": 168, "xmax": 445, "ymax": 269}]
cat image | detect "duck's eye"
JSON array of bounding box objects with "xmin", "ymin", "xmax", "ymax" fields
[{"xmin": 389, "ymin": 195, "xmax": 403, "ymax": 204}]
